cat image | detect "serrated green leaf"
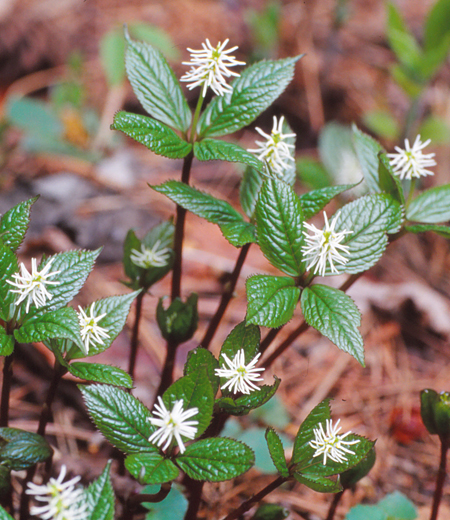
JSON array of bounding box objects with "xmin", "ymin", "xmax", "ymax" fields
[
  {"xmin": 125, "ymin": 31, "xmax": 191, "ymax": 132},
  {"xmin": 0, "ymin": 197, "xmax": 38, "ymax": 252},
  {"xmin": 340, "ymin": 446, "xmax": 376, "ymax": 489},
  {"xmin": 0, "ymin": 245, "xmax": 19, "ymax": 321},
  {"xmin": 293, "ymin": 472, "xmax": 342, "ymax": 493},
  {"xmin": 246, "ymin": 275, "xmax": 300, "ymax": 328},
  {"xmin": 299, "ymin": 184, "xmax": 356, "ymax": 221},
  {"xmin": 16, "ymin": 307, "xmax": 84, "ymax": 352},
  {"xmin": 407, "ymin": 184, "xmax": 450, "ymax": 224},
  {"xmin": 334, "ymin": 194, "xmax": 403, "ymax": 274},
  {"xmin": 0, "ymin": 428, "xmax": 52, "ymax": 470},
  {"xmin": 176, "ymin": 437, "xmax": 254, "ymax": 481},
  {"xmin": 265, "ymin": 427, "xmax": 289, "ymax": 477},
  {"xmin": 69, "ymin": 291, "xmax": 140, "ymax": 359},
  {"xmin": 27, "ymin": 249, "xmax": 100, "ymax": 316},
  {"xmin": 80, "ymin": 384, "xmax": 157, "ymax": 454},
  {"xmin": 405, "ymin": 223, "xmax": 450, "ymax": 238},
  {"xmin": 125, "ymin": 452, "xmax": 179, "ymax": 484},
  {"xmin": 184, "ymin": 348, "xmax": 220, "ymax": 395},
  {"xmin": 352, "ymin": 125, "xmax": 384, "ymax": 194},
  {"xmin": 216, "ymin": 377, "xmax": 280, "ymax": 416},
  {"xmin": 0, "ymin": 505, "xmax": 14, "ymax": 520},
  {"xmin": 240, "ymin": 166, "xmax": 265, "ymax": 218},
  {"xmin": 152, "ymin": 181, "xmax": 256, "ymax": 247},
  {"xmin": 199, "ymin": 56, "xmax": 302, "ymax": 138},
  {"xmin": 85, "ymin": 460, "xmax": 115, "ymax": 520},
  {"xmin": 252, "ymin": 503, "xmax": 289, "ymax": 520},
  {"xmin": 123, "ymin": 229, "xmax": 145, "ymax": 285},
  {"xmin": 301, "ymin": 285, "xmax": 364, "ymax": 365},
  {"xmin": 424, "ymin": 0, "xmax": 450, "ymax": 52},
  {"xmin": 219, "ymin": 321, "xmax": 260, "ymax": 363},
  {"xmin": 0, "ymin": 327, "xmax": 14, "ymax": 357},
  {"xmin": 163, "ymin": 373, "xmax": 214, "ymax": 439},
  {"xmin": 256, "ymin": 178, "xmax": 305, "ymax": 276},
  {"xmin": 112, "ymin": 111, "xmax": 192, "ymax": 159},
  {"xmin": 194, "ymin": 139, "xmax": 264, "ymax": 171},
  {"xmin": 68, "ymin": 362, "xmax": 133, "ymax": 388},
  {"xmin": 378, "ymin": 153, "xmax": 405, "ymax": 205}
]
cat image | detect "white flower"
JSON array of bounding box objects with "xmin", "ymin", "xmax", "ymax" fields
[
  {"xmin": 387, "ymin": 135, "xmax": 436, "ymax": 180},
  {"xmin": 302, "ymin": 211, "xmax": 352, "ymax": 277},
  {"xmin": 309, "ymin": 418, "xmax": 360, "ymax": 465},
  {"xmin": 148, "ymin": 397, "xmax": 199, "ymax": 454},
  {"xmin": 130, "ymin": 240, "xmax": 171, "ymax": 269},
  {"xmin": 215, "ymin": 349, "xmax": 265, "ymax": 395},
  {"xmin": 7, "ymin": 257, "xmax": 61, "ymax": 313},
  {"xmin": 77, "ymin": 303, "xmax": 110, "ymax": 355},
  {"xmin": 26, "ymin": 465, "xmax": 87, "ymax": 520},
  {"xmin": 180, "ymin": 38, "xmax": 245, "ymax": 97},
  {"xmin": 248, "ymin": 116, "xmax": 296, "ymax": 177}
]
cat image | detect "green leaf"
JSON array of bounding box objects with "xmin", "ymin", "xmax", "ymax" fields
[
  {"xmin": 299, "ymin": 184, "xmax": 356, "ymax": 221},
  {"xmin": 0, "ymin": 244, "xmax": 19, "ymax": 321},
  {"xmin": 345, "ymin": 505, "xmax": 388, "ymax": 520},
  {"xmin": 246, "ymin": 275, "xmax": 300, "ymax": 328},
  {"xmin": 194, "ymin": 139, "xmax": 264, "ymax": 171},
  {"xmin": 405, "ymin": 224, "xmax": 450, "ymax": 238},
  {"xmin": 29, "ymin": 249, "xmax": 100, "ymax": 315},
  {"xmin": 362, "ymin": 110, "xmax": 400, "ymax": 141},
  {"xmin": 156, "ymin": 294, "xmax": 198, "ymax": 344},
  {"xmin": 184, "ymin": 348, "xmax": 220, "ymax": 395},
  {"xmin": 163, "ymin": 373, "xmax": 214, "ymax": 439},
  {"xmin": 0, "ymin": 505, "xmax": 14, "ymax": 520},
  {"xmin": 16, "ymin": 307, "xmax": 84, "ymax": 352},
  {"xmin": 319, "ymin": 122, "xmax": 359, "ymax": 183},
  {"xmin": 85, "ymin": 461, "xmax": 115, "ymax": 520},
  {"xmin": 152, "ymin": 181, "xmax": 256, "ymax": 247},
  {"xmin": 265, "ymin": 427, "xmax": 289, "ymax": 477},
  {"xmin": 390, "ymin": 64, "xmax": 423, "ymax": 99},
  {"xmin": 417, "ymin": 115, "xmax": 450, "ymax": 145},
  {"xmin": 69, "ymin": 291, "xmax": 140, "ymax": 359},
  {"xmin": 199, "ymin": 56, "xmax": 302, "ymax": 138},
  {"xmin": 0, "ymin": 197, "xmax": 38, "ymax": 252},
  {"xmin": 406, "ymin": 184, "xmax": 450, "ymax": 223},
  {"xmin": 0, "ymin": 327, "xmax": 14, "ymax": 357},
  {"xmin": 334, "ymin": 194, "xmax": 403, "ymax": 274},
  {"xmin": 352, "ymin": 125, "xmax": 384, "ymax": 194},
  {"xmin": 80, "ymin": 384, "xmax": 157, "ymax": 454},
  {"xmin": 176, "ymin": 437, "xmax": 254, "ymax": 481},
  {"xmin": 112, "ymin": 111, "xmax": 192, "ymax": 159},
  {"xmin": 7, "ymin": 97, "xmax": 61, "ymax": 138},
  {"xmin": 219, "ymin": 321, "xmax": 260, "ymax": 363},
  {"xmin": 128, "ymin": 23, "xmax": 180, "ymax": 61},
  {"xmin": 100, "ymin": 30, "xmax": 126, "ymax": 86},
  {"xmin": 377, "ymin": 491, "xmax": 417, "ymax": 519},
  {"xmin": 124, "ymin": 31, "xmax": 191, "ymax": 132},
  {"xmin": 424, "ymin": 0, "xmax": 450, "ymax": 52},
  {"xmin": 293, "ymin": 472, "xmax": 342, "ymax": 493},
  {"xmin": 378, "ymin": 153, "xmax": 405, "ymax": 206},
  {"xmin": 68, "ymin": 362, "xmax": 133, "ymax": 388},
  {"xmin": 142, "ymin": 484, "xmax": 188, "ymax": 520},
  {"xmin": 216, "ymin": 377, "xmax": 280, "ymax": 416},
  {"xmin": 0, "ymin": 428, "xmax": 52, "ymax": 470},
  {"xmin": 256, "ymin": 178, "xmax": 305, "ymax": 276},
  {"xmin": 301, "ymin": 285, "xmax": 364, "ymax": 365},
  {"xmin": 296, "ymin": 157, "xmax": 331, "ymax": 190},
  {"xmin": 240, "ymin": 166, "xmax": 264, "ymax": 218},
  {"xmin": 252, "ymin": 503, "xmax": 289, "ymax": 520},
  {"xmin": 125, "ymin": 452, "xmax": 179, "ymax": 484}
]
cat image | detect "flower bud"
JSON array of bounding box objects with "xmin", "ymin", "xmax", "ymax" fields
[
  {"xmin": 157, "ymin": 294, "xmax": 198, "ymax": 344},
  {"xmin": 420, "ymin": 389, "xmax": 450, "ymax": 441}
]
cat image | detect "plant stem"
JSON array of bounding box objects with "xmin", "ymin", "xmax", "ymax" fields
[
  {"xmin": 222, "ymin": 476, "xmax": 287, "ymax": 520},
  {"xmin": 201, "ymin": 243, "xmax": 251, "ymax": 349},
  {"xmin": 171, "ymin": 152, "xmax": 194, "ymax": 302},
  {"xmin": 326, "ymin": 491, "xmax": 344, "ymax": 520},
  {"xmin": 127, "ymin": 290, "xmax": 145, "ymax": 379},
  {"xmin": 0, "ymin": 350, "xmax": 14, "ymax": 427},
  {"xmin": 405, "ymin": 179, "xmax": 417, "ymax": 210},
  {"xmin": 430, "ymin": 438, "xmax": 449, "ymax": 520},
  {"xmin": 183, "ymin": 478, "xmax": 205, "ymax": 520},
  {"xmin": 123, "ymin": 482, "xmax": 172, "ymax": 520},
  {"xmin": 19, "ymin": 360, "xmax": 67, "ymax": 520},
  {"xmin": 154, "ymin": 339, "xmax": 179, "ymax": 400}
]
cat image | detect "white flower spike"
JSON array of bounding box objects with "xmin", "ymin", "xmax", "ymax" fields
[
  {"xmin": 130, "ymin": 240, "xmax": 171, "ymax": 269},
  {"xmin": 7, "ymin": 257, "xmax": 61, "ymax": 313},
  {"xmin": 215, "ymin": 349, "xmax": 265, "ymax": 395},
  {"xmin": 180, "ymin": 38, "xmax": 245, "ymax": 97},
  {"xmin": 248, "ymin": 116, "xmax": 296, "ymax": 177},
  {"xmin": 26, "ymin": 464, "xmax": 87, "ymax": 520},
  {"xmin": 302, "ymin": 211, "xmax": 352, "ymax": 277},
  {"xmin": 309, "ymin": 418, "xmax": 360, "ymax": 465},
  {"xmin": 77, "ymin": 303, "xmax": 110, "ymax": 355},
  {"xmin": 387, "ymin": 135, "xmax": 436, "ymax": 180},
  {"xmin": 148, "ymin": 397, "xmax": 199, "ymax": 454}
]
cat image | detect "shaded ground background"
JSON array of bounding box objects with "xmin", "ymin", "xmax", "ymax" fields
[{"xmin": 0, "ymin": 0, "xmax": 450, "ymax": 518}]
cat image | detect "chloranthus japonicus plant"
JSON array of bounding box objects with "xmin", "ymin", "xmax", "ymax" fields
[{"xmin": 1, "ymin": 24, "xmax": 450, "ymax": 520}]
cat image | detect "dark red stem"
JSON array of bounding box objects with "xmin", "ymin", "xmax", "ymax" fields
[
  {"xmin": 0, "ymin": 351, "xmax": 14, "ymax": 427},
  {"xmin": 430, "ymin": 438, "xmax": 449, "ymax": 520},
  {"xmin": 128, "ymin": 290, "xmax": 145, "ymax": 379},
  {"xmin": 326, "ymin": 491, "xmax": 344, "ymax": 520},
  {"xmin": 154, "ymin": 339, "xmax": 179, "ymax": 401}
]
